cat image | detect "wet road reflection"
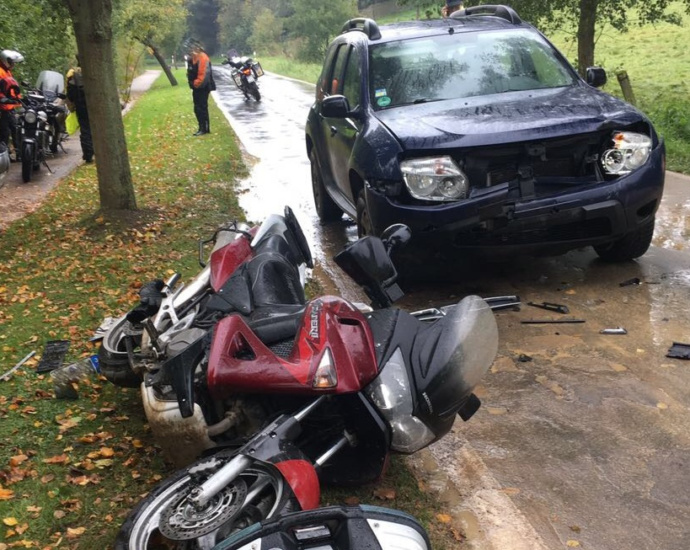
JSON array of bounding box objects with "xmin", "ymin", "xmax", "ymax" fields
[{"xmin": 213, "ymin": 68, "xmax": 364, "ymax": 299}]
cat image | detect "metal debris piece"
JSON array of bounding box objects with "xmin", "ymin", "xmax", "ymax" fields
[
  {"xmin": 667, "ymin": 342, "xmax": 690, "ymax": 360},
  {"xmin": 619, "ymin": 277, "xmax": 641, "ymax": 287},
  {"xmin": 90, "ymin": 317, "xmax": 116, "ymax": 342},
  {"xmin": 0, "ymin": 351, "xmax": 37, "ymax": 381},
  {"xmin": 600, "ymin": 327, "xmax": 628, "ymax": 335},
  {"xmin": 36, "ymin": 340, "xmax": 70, "ymax": 373},
  {"xmin": 484, "ymin": 295, "xmax": 521, "ymax": 311},
  {"xmin": 521, "ymin": 318, "xmax": 586, "ymax": 324},
  {"xmin": 527, "ymin": 301, "xmax": 570, "ymax": 314},
  {"xmin": 517, "ymin": 354, "xmax": 533, "ymax": 362}
]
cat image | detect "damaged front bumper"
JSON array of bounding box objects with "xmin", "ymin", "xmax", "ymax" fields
[{"xmin": 366, "ymin": 142, "xmax": 665, "ymax": 256}]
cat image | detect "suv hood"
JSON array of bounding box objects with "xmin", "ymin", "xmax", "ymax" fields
[{"xmin": 375, "ymin": 85, "xmax": 648, "ymax": 150}]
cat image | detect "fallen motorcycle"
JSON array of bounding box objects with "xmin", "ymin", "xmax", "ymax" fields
[{"xmin": 102, "ymin": 207, "xmax": 498, "ymax": 549}]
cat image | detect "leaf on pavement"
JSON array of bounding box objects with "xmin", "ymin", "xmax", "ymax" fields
[{"xmin": 436, "ymin": 513, "xmax": 452, "ymax": 523}]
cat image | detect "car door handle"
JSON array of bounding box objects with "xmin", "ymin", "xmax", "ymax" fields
[{"xmin": 330, "ymin": 126, "xmax": 338, "ymax": 137}]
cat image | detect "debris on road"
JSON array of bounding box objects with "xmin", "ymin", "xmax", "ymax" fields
[
  {"xmin": 517, "ymin": 354, "xmax": 533, "ymax": 362},
  {"xmin": 600, "ymin": 327, "xmax": 628, "ymax": 335},
  {"xmin": 527, "ymin": 301, "xmax": 570, "ymax": 314},
  {"xmin": 619, "ymin": 277, "xmax": 642, "ymax": 287},
  {"xmin": 485, "ymin": 295, "xmax": 521, "ymax": 311},
  {"xmin": 666, "ymin": 342, "xmax": 690, "ymax": 360},
  {"xmin": 521, "ymin": 318, "xmax": 586, "ymax": 324}
]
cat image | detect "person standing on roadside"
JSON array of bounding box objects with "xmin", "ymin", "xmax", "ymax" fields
[
  {"xmin": 0, "ymin": 50, "xmax": 24, "ymax": 159},
  {"xmin": 441, "ymin": 0, "xmax": 463, "ymax": 17},
  {"xmin": 66, "ymin": 56, "xmax": 94, "ymax": 163},
  {"xmin": 187, "ymin": 41, "xmax": 215, "ymax": 136}
]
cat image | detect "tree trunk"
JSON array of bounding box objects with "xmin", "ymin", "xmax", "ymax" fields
[
  {"xmin": 63, "ymin": 0, "xmax": 137, "ymax": 211},
  {"xmin": 141, "ymin": 38, "xmax": 178, "ymax": 86},
  {"xmin": 577, "ymin": 0, "xmax": 598, "ymax": 77}
]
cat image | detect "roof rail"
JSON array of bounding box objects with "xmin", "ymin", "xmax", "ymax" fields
[
  {"xmin": 341, "ymin": 18, "xmax": 382, "ymax": 40},
  {"xmin": 450, "ymin": 4, "xmax": 522, "ymax": 25}
]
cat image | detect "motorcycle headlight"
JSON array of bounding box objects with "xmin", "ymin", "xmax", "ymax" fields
[
  {"xmin": 601, "ymin": 131, "xmax": 652, "ymax": 175},
  {"xmin": 365, "ymin": 348, "xmax": 435, "ymax": 453},
  {"xmin": 24, "ymin": 110, "xmax": 37, "ymax": 125},
  {"xmin": 400, "ymin": 156, "xmax": 468, "ymax": 201}
]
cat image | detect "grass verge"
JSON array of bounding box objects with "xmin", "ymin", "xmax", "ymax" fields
[{"xmin": 0, "ymin": 70, "xmax": 459, "ymax": 548}]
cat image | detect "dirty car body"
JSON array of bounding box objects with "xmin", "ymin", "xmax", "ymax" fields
[{"xmin": 305, "ymin": 6, "xmax": 665, "ymax": 261}]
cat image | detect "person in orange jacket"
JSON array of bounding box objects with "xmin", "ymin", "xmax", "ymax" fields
[
  {"xmin": 187, "ymin": 40, "xmax": 216, "ymax": 136},
  {"xmin": 0, "ymin": 50, "xmax": 24, "ymax": 157}
]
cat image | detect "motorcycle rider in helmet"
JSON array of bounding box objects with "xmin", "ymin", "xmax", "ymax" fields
[{"xmin": 0, "ymin": 50, "xmax": 24, "ymax": 160}]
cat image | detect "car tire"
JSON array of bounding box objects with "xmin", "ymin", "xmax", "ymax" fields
[
  {"xmin": 310, "ymin": 150, "xmax": 341, "ymax": 222},
  {"xmin": 356, "ymin": 192, "xmax": 374, "ymax": 237},
  {"xmin": 594, "ymin": 217, "xmax": 655, "ymax": 262}
]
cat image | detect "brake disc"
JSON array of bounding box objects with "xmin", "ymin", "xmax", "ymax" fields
[{"xmin": 159, "ymin": 477, "xmax": 248, "ymax": 541}]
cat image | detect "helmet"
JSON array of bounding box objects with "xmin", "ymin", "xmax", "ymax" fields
[{"xmin": 0, "ymin": 50, "xmax": 24, "ymax": 69}]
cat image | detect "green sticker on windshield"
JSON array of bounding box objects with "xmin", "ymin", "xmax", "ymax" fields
[{"xmin": 377, "ymin": 96, "xmax": 391, "ymax": 107}]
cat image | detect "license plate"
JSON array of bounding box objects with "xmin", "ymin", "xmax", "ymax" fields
[{"xmin": 246, "ymin": 75, "xmax": 255, "ymax": 84}]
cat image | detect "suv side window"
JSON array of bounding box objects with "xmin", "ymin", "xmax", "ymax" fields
[
  {"xmin": 341, "ymin": 47, "xmax": 361, "ymax": 109},
  {"xmin": 317, "ymin": 43, "xmax": 339, "ymax": 100},
  {"xmin": 330, "ymin": 44, "xmax": 350, "ymax": 96}
]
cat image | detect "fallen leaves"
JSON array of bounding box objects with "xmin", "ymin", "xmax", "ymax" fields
[
  {"xmin": 42, "ymin": 454, "xmax": 69, "ymax": 465},
  {"xmin": 0, "ymin": 487, "xmax": 14, "ymax": 501}
]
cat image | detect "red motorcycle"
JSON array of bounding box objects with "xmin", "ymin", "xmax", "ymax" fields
[{"xmin": 102, "ymin": 207, "xmax": 498, "ymax": 550}]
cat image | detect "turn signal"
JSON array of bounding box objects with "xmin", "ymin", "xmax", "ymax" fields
[{"xmin": 313, "ymin": 349, "xmax": 337, "ymax": 388}]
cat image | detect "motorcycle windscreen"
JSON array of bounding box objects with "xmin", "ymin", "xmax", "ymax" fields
[
  {"xmin": 411, "ymin": 295, "xmax": 498, "ymax": 422},
  {"xmin": 35, "ymin": 70, "xmax": 64, "ymax": 95}
]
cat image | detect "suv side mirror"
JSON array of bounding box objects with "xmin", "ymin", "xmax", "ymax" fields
[
  {"xmin": 585, "ymin": 67, "xmax": 607, "ymax": 88},
  {"xmin": 322, "ymin": 95, "xmax": 351, "ymax": 118}
]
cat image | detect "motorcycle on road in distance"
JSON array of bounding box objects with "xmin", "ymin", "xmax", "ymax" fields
[
  {"xmin": 100, "ymin": 206, "xmax": 498, "ymax": 549},
  {"xmin": 222, "ymin": 55, "xmax": 263, "ymax": 102}
]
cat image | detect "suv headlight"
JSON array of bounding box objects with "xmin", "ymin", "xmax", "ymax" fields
[
  {"xmin": 601, "ymin": 131, "xmax": 651, "ymax": 175},
  {"xmin": 365, "ymin": 348, "xmax": 435, "ymax": 453},
  {"xmin": 400, "ymin": 156, "xmax": 468, "ymax": 201}
]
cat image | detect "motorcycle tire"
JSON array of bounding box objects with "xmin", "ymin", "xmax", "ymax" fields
[
  {"xmin": 21, "ymin": 145, "xmax": 33, "ymax": 183},
  {"xmin": 249, "ymin": 82, "xmax": 261, "ymax": 102},
  {"xmin": 50, "ymin": 126, "xmax": 59, "ymax": 154},
  {"xmin": 98, "ymin": 343, "xmax": 141, "ymax": 388},
  {"xmin": 114, "ymin": 454, "xmax": 297, "ymax": 550}
]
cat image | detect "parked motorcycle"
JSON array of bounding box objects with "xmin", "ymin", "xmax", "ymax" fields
[
  {"xmin": 35, "ymin": 70, "xmax": 68, "ymax": 154},
  {"xmin": 101, "ymin": 206, "xmax": 498, "ymax": 549},
  {"xmin": 212, "ymin": 505, "xmax": 432, "ymax": 550},
  {"xmin": 222, "ymin": 55, "xmax": 263, "ymax": 102}
]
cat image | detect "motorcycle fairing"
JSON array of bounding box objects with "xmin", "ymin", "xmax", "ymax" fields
[
  {"xmin": 207, "ymin": 296, "xmax": 378, "ymax": 397},
  {"xmin": 209, "ymin": 233, "xmax": 252, "ymax": 292},
  {"xmin": 274, "ymin": 460, "xmax": 320, "ymax": 511},
  {"xmin": 157, "ymin": 332, "xmax": 208, "ymax": 418}
]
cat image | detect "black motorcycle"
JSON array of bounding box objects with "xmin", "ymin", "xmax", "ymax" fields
[
  {"xmin": 223, "ymin": 55, "xmax": 263, "ymax": 102},
  {"xmin": 35, "ymin": 70, "xmax": 68, "ymax": 154},
  {"xmin": 16, "ymin": 90, "xmax": 52, "ymax": 183}
]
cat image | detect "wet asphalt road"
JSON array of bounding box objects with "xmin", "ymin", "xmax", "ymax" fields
[{"xmin": 213, "ymin": 68, "xmax": 690, "ymax": 549}]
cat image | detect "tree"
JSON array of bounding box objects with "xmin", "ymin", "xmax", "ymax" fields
[
  {"xmin": 61, "ymin": 0, "xmax": 137, "ymax": 211},
  {"xmin": 396, "ymin": 0, "xmax": 439, "ymax": 19},
  {"xmin": 248, "ymin": 9, "xmax": 285, "ymax": 55},
  {"xmin": 509, "ymin": 0, "xmax": 688, "ymax": 76},
  {"xmin": 0, "ymin": 0, "xmax": 74, "ymax": 82},
  {"xmin": 186, "ymin": 0, "xmax": 221, "ymax": 54},
  {"xmin": 289, "ymin": 0, "xmax": 358, "ymax": 62},
  {"xmin": 117, "ymin": 0, "xmax": 188, "ymax": 86}
]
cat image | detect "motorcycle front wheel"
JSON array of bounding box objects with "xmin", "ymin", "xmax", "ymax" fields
[
  {"xmin": 99, "ymin": 317, "xmax": 143, "ymax": 388},
  {"xmin": 115, "ymin": 454, "xmax": 296, "ymax": 550},
  {"xmin": 21, "ymin": 144, "xmax": 33, "ymax": 183}
]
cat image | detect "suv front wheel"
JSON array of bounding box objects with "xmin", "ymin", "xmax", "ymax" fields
[
  {"xmin": 594, "ymin": 217, "xmax": 655, "ymax": 262},
  {"xmin": 310, "ymin": 150, "xmax": 341, "ymax": 222}
]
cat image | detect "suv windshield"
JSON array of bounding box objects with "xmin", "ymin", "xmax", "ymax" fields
[{"xmin": 369, "ymin": 29, "xmax": 576, "ymax": 109}]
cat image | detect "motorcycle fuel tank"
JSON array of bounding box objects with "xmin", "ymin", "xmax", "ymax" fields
[{"xmin": 206, "ymin": 296, "xmax": 379, "ymax": 397}]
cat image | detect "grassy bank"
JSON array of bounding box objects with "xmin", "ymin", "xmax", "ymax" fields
[
  {"xmin": 0, "ymin": 71, "xmax": 457, "ymax": 548},
  {"xmin": 258, "ymin": 55, "xmax": 322, "ymax": 85}
]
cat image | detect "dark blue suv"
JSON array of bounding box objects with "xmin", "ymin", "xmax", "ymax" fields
[{"xmin": 305, "ymin": 5, "xmax": 665, "ymax": 261}]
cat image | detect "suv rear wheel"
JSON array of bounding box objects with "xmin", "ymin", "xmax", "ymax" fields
[
  {"xmin": 594, "ymin": 217, "xmax": 655, "ymax": 261},
  {"xmin": 310, "ymin": 150, "xmax": 341, "ymax": 222}
]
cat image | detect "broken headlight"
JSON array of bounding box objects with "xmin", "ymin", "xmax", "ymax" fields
[
  {"xmin": 601, "ymin": 131, "xmax": 651, "ymax": 175},
  {"xmin": 400, "ymin": 156, "xmax": 468, "ymax": 201}
]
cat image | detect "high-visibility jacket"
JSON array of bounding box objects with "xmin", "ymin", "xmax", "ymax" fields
[{"xmin": 0, "ymin": 66, "xmax": 22, "ymax": 111}]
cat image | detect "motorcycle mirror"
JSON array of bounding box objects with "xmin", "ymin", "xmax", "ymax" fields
[
  {"xmin": 211, "ymin": 505, "xmax": 431, "ymax": 550},
  {"xmin": 381, "ymin": 223, "xmax": 411, "ymax": 254}
]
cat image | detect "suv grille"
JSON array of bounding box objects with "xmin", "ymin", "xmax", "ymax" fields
[{"xmin": 461, "ymin": 132, "xmax": 606, "ymax": 194}]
